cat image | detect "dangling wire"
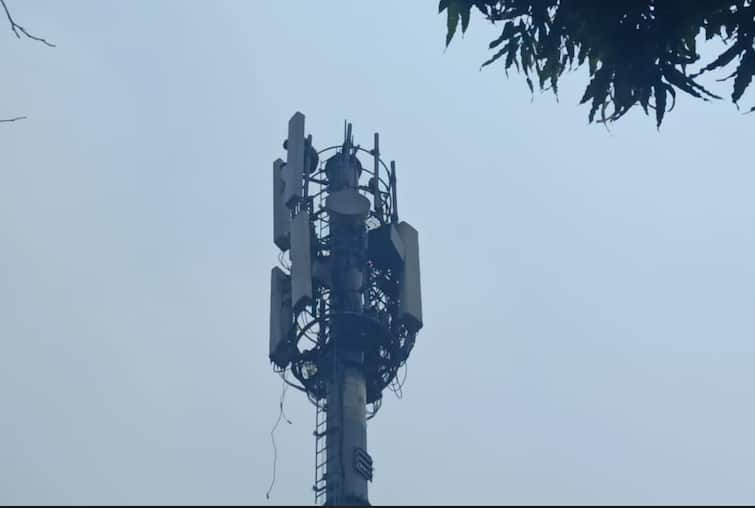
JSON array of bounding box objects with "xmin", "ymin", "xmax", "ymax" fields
[
  {"xmin": 266, "ymin": 379, "xmax": 293, "ymax": 501},
  {"xmin": 390, "ymin": 363, "xmax": 409, "ymax": 399}
]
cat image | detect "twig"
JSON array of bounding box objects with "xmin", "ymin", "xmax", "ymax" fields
[
  {"xmin": 1, "ymin": 0, "xmax": 55, "ymax": 47},
  {"xmin": 0, "ymin": 116, "xmax": 26, "ymax": 123}
]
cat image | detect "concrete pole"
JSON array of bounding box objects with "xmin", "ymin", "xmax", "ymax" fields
[
  {"xmin": 325, "ymin": 358, "xmax": 368, "ymax": 505},
  {"xmin": 324, "ymin": 145, "xmax": 370, "ymax": 506}
]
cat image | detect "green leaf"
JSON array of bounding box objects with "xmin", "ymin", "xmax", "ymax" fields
[
  {"xmin": 566, "ymin": 41, "xmax": 575, "ymax": 65},
  {"xmin": 446, "ymin": 2, "xmax": 461, "ymax": 47},
  {"xmin": 671, "ymin": 66, "xmax": 722, "ymax": 100},
  {"xmin": 504, "ymin": 40, "xmax": 519, "ymax": 70},
  {"xmin": 577, "ymin": 45, "xmax": 588, "ymax": 67},
  {"xmin": 692, "ymin": 40, "xmax": 745, "ymax": 78},
  {"xmin": 461, "ymin": 5, "xmax": 471, "ymax": 34},
  {"xmin": 443, "ymin": 1, "xmax": 475, "ymax": 46},
  {"xmin": 588, "ymin": 54, "xmax": 599, "ymax": 75},
  {"xmin": 582, "ymin": 68, "xmax": 611, "ymax": 123},
  {"xmin": 588, "ymin": 81, "xmax": 610, "ymax": 123},
  {"xmin": 663, "ymin": 67, "xmax": 703, "ymax": 99},
  {"xmin": 655, "ymin": 83, "xmax": 667, "ymax": 129},
  {"xmin": 732, "ymin": 50, "xmax": 755, "ymax": 104},
  {"xmin": 638, "ymin": 83, "xmax": 652, "ymax": 115},
  {"xmin": 489, "ymin": 22, "xmax": 514, "ymax": 49},
  {"xmin": 482, "ymin": 43, "xmax": 510, "ymax": 68},
  {"xmin": 580, "ymin": 69, "xmax": 608, "ymax": 104}
]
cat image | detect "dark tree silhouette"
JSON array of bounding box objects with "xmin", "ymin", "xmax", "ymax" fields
[
  {"xmin": 1, "ymin": 0, "xmax": 53, "ymax": 47},
  {"xmin": 440, "ymin": 1, "xmax": 755, "ymax": 126},
  {"xmin": 1, "ymin": 0, "xmax": 53, "ymax": 123}
]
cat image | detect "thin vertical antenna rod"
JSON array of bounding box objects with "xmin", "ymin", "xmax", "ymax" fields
[
  {"xmin": 345, "ymin": 122, "xmax": 353, "ymax": 152},
  {"xmin": 373, "ymin": 133, "xmax": 382, "ymax": 214},
  {"xmin": 390, "ymin": 161, "xmax": 398, "ymax": 223}
]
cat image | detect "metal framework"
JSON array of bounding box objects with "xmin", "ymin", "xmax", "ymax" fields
[{"xmin": 269, "ymin": 113, "xmax": 423, "ymax": 506}]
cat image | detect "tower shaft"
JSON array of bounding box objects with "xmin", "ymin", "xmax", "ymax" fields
[
  {"xmin": 325, "ymin": 357, "xmax": 368, "ymax": 505},
  {"xmin": 324, "ymin": 147, "xmax": 371, "ymax": 506}
]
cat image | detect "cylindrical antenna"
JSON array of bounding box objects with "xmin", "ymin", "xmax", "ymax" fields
[
  {"xmin": 390, "ymin": 160, "xmax": 398, "ymax": 223},
  {"xmin": 345, "ymin": 122, "xmax": 353, "ymax": 153}
]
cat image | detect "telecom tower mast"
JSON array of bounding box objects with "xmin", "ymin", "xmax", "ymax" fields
[{"xmin": 269, "ymin": 112, "xmax": 423, "ymax": 506}]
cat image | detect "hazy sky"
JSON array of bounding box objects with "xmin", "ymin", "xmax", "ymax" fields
[{"xmin": 2, "ymin": 1, "xmax": 755, "ymax": 505}]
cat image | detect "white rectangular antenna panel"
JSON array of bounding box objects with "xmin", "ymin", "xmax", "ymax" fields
[
  {"xmin": 273, "ymin": 159, "xmax": 291, "ymax": 251},
  {"xmin": 270, "ymin": 267, "xmax": 292, "ymax": 368},
  {"xmin": 290, "ymin": 210, "xmax": 313, "ymax": 311},
  {"xmin": 283, "ymin": 112, "xmax": 306, "ymax": 207},
  {"xmin": 398, "ymin": 221, "xmax": 423, "ymax": 332}
]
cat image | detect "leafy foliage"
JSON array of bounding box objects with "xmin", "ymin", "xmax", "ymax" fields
[{"xmin": 440, "ymin": 0, "xmax": 755, "ymax": 126}]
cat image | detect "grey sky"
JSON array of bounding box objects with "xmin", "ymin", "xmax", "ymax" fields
[{"xmin": 1, "ymin": 1, "xmax": 754, "ymax": 505}]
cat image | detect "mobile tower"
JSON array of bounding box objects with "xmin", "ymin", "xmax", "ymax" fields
[{"xmin": 269, "ymin": 112, "xmax": 423, "ymax": 506}]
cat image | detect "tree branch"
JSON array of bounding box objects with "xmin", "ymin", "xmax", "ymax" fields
[
  {"xmin": 0, "ymin": 116, "xmax": 26, "ymax": 123},
  {"xmin": 1, "ymin": 0, "xmax": 54, "ymax": 47}
]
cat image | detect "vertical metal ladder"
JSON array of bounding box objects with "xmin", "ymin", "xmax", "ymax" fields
[{"xmin": 313, "ymin": 401, "xmax": 328, "ymax": 505}]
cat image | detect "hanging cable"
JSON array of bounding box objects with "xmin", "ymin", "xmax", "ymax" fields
[
  {"xmin": 266, "ymin": 379, "xmax": 293, "ymax": 501},
  {"xmin": 390, "ymin": 363, "xmax": 408, "ymax": 399}
]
